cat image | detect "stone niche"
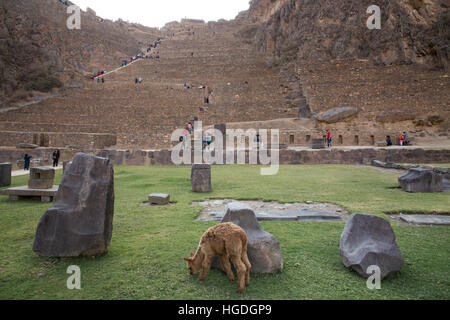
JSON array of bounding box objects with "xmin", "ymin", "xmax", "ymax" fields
[
  {"xmin": 33, "ymin": 153, "xmax": 114, "ymax": 257},
  {"xmin": 28, "ymin": 167, "xmax": 55, "ymax": 189}
]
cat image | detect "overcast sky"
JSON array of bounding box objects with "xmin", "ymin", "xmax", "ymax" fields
[{"xmin": 71, "ymin": 0, "xmax": 250, "ymax": 28}]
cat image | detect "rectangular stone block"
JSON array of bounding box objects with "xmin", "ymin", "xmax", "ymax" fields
[
  {"xmin": 29, "ymin": 179, "xmax": 54, "ymax": 189},
  {"xmin": 0, "ymin": 163, "xmax": 12, "ymax": 187},
  {"xmin": 28, "ymin": 167, "xmax": 55, "ymax": 189},
  {"xmin": 191, "ymin": 163, "xmax": 211, "ymax": 192},
  {"xmin": 309, "ymin": 138, "xmax": 325, "ymax": 149},
  {"xmin": 148, "ymin": 193, "xmax": 170, "ymax": 205}
]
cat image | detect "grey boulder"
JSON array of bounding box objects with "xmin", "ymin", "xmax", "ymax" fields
[
  {"xmin": 340, "ymin": 213, "xmax": 404, "ymax": 279},
  {"xmin": 33, "ymin": 153, "xmax": 114, "ymax": 257},
  {"xmin": 398, "ymin": 167, "xmax": 443, "ymax": 193},
  {"xmin": 212, "ymin": 202, "xmax": 283, "ymax": 273},
  {"xmin": 315, "ymin": 107, "xmax": 359, "ymax": 123}
]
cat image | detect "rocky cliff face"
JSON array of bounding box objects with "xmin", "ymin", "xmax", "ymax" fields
[
  {"xmin": 239, "ymin": 0, "xmax": 449, "ymax": 70},
  {"xmin": 0, "ymin": 0, "xmax": 160, "ymax": 106}
]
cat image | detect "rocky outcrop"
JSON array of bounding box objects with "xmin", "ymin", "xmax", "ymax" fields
[
  {"xmin": 212, "ymin": 202, "xmax": 283, "ymax": 273},
  {"xmin": 241, "ymin": 0, "xmax": 449, "ymax": 70},
  {"xmin": 340, "ymin": 213, "xmax": 404, "ymax": 279},
  {"xmin": 0, "ymin": 0, "xmax": 161, "ymax": 107},
  {"xmin": 376, "ymin": 111, "xmax": 416, "ymax": 123},
  {"xmin": 33, "ymin": 153, "xmax": 114, "ymax": 257}
]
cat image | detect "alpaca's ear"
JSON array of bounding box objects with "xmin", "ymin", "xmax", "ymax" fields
[
  {"xmin": 190, "ymin": 250, "xmax": 194, "ymax": 257},
  {"xmin": 183, "ymin": 257, "xmax": 192, "ymax": 262}
]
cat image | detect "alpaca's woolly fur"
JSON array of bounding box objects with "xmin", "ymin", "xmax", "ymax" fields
[{"xmin": 184, "ymin": 222, "xmax": 251, "ymax": 293}]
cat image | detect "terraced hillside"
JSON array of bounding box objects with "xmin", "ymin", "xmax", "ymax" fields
[{"xmin": 0, "ymin": 21, "xmax": 298, "ymax": 149}]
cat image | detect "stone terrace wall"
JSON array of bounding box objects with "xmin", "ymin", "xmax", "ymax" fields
[
  {"xmin": 0, "ymin": 131, "xmax": 116, "ymax": 149},
  {"xmin": 88, "ymin": 148, "xmax": 449, "ymax": 166}
]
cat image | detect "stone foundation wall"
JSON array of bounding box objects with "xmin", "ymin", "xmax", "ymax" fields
[
  {"xmin": 1, "ymin": 147, "xmax": 447, "ymax": 168},
  {"xmin": 91, "ymin": 148, "xmax": 450, "ymax": 166},
  {"xmin": 0, "ymin": 148, "xmax": 78, "ymax": 169}
]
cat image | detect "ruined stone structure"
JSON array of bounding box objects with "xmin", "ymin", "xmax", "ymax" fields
[
  {"xmin": 28, "ymin": 167, "xmax": 55, "ymax": 189},
  {"xmin": 0, "ymin": 0, "xmax": 448, "ymax": 160}
]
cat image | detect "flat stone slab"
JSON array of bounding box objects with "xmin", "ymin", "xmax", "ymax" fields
[
  {"xmin": 193, "ymin": 199, "xmax": 346, "ymax": 222},
  {"xmin": 399, "ymin": 214, "xmax": 450, "ymax": 226},
  {"xmin": 148, "ymin": 193, "xmax": 170, "ymax": 205},
  {"xmin": 0, "ymin": 185, "xmax": 58, "ymax": 202}
]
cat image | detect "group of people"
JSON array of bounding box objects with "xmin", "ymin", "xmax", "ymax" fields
[
  {"xmin": 91, "ymin": 70, "xmax": 106, "ymax": 80},
  {"xmin": 22, "ymin": 150, "xmax": 60, "ymax": 171},
  {"xmin": 386, "ymin": 132, "xmax": 409, "ymax": 146},
  {"xmin": 135, "ymin": 77, "xmax": 143, "ymax": 84}
]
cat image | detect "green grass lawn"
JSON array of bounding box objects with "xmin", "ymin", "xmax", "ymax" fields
[{"xmin": 0, "ymin": 164, "xmax": 449, "ymax": 300}]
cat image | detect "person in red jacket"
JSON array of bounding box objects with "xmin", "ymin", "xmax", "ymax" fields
[{"xmin": 327, "ymin": 130, "xmax": 332, "ymax": 148}]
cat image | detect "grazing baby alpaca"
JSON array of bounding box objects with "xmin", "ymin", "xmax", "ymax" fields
[{"xmin": 184, "ymin": 222, "xmax": 251, "ymax": 293}]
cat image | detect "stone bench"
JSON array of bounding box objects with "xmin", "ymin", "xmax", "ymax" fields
[{"xmin": 0, "ymin": 185, "xmax": 59, "ymax": 202}]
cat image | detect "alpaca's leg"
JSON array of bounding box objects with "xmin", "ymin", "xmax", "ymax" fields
[
  {"xmin": 230, "ymin": 256, "xmax": 246, "ymax": 294},
  {"xmin": 242, "ymin": 252, "xmax": 251, "ymax": 287},
  {"xmin": 197, "ymin": 255, "xmax": 213, "ymax": 281},
  {"xmin": 220, "ymin": 256, "xmax": 235, "ymax": 282}
]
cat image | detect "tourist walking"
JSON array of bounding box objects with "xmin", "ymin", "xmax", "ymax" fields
[
  {"xmin": 23, "ymin": 154, "xmax": 32, "ymax": 170},
  {"xmin": 52, "ymin": 150, "xmax": 60, "ymax": 167},
  {"xmin": 327, "ymin": 130, "xmax": 332, "ymax": 148},
  {"xmin": 403, "ymin": 132, "xmax": 409, "ymax": 145}
]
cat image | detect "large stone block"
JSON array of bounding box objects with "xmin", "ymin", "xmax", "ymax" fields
[
  {"xmin": 191, "ymin": 163, "xmax": 211, "ymax": 192},
  {"xmin": 28, "ymin": 167, "xmax": 55, "ymax": 189},
  {"xmin": 0, "ymin": 163, "xmax": 12, "ymax": 187},
  {"xmin": 398, "ymin": 167, "xmax": 443, "ymax": 192},
  {"xmin": 340, "ymin": 213, "xmax": 404, "ymax": 279},
  {"xmin": 212, "ymin": 202, "xmax": 283, "ymax": 273},
  {"xmin": 33, "ymin": 153, "xmax": 114, "ymax": 257},
  {"xmin": 309, "ymin": 138, "xmax": 325, "ymax": 149}
]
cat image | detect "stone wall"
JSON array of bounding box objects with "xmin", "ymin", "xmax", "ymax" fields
[
  {"xmin": 88, "ymin": 148, "xmax": 450, "ymax": 166},
  {"xmin": 0, "ymin": 131, "xmax": 117, "ymax": 149},
  {"xmin": 1, "ymin": 147, "xmax": 447, "ymax": 168}
]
